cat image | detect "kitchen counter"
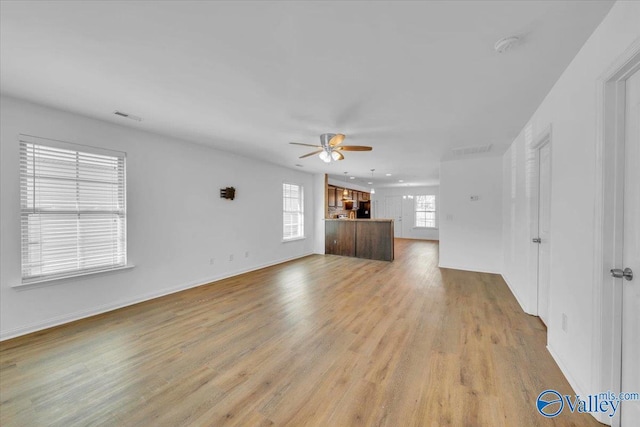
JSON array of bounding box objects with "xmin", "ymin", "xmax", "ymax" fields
[
  {"xmin": 326, "ymin": 218, "xmax": 393, "ymax": 222},
  {"xmin": 325, "ymin": 219, "xmax": 394, "ymax": 261}
]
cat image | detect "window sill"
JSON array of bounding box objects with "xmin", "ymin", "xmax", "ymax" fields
[
  {"xmin": 14, "ymin": 264, "xmax": 135, "ymax": 289},
  {"xmin": 282, "ymin": 236, "xmax": 306, "ymax": 243}
]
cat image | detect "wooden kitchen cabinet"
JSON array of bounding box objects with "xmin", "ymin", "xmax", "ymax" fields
[{"xmin": 328, "ymin": 186, "xmax": 336, "ymax": 207}]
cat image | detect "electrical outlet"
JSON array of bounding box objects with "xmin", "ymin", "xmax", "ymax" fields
[
  {"xmin": 209, "ymin": 258, "xmax": 215, "ymax": 265},
  {"xmin": 229, "ymin": 254, "xmax": 234, "ymax": 262},
  {"xmin": 562, "ymin": 313, "xmax": 568, "ymax": 332}
]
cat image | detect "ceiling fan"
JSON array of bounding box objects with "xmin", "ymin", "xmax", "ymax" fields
[{"xmin": 290, "ymin": 133, "xmax": 372, "ymax": 162}]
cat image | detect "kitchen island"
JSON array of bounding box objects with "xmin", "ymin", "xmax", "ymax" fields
[{"xmin": 325, "ymin": 219, "xmax": 394, "ymax": 261}]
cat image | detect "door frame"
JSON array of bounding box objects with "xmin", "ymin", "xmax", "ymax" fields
[
  {"xmin": 593, "ymin": 38, "xmax": 640, "ymax": 426},
  {"xmin": 385, "ymin": 195, "xmax": 403, "ymax": 238},
  {"xmin": 530, "ymin": 130, "xmax": 552, "ymax": 322}
]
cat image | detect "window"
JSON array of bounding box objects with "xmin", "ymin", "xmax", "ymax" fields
[
  {"xmin": 282, "ymin": 183, "xmax": 304, "ymax": 240},
  {"xmin": 20, "ymin": 135, "xmax": 127, "ymax": 283},
  {"xmin": 415, "ymin": 195, "xmax": 436, "ymax": 228}
]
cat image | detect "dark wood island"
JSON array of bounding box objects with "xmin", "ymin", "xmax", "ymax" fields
[{"xmin": 325, "ymin": 219, "xmax": 394, "ymax": 261}]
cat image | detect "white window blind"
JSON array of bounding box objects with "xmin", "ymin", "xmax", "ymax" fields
[
  {"xmin": 283, "ymin": 183, "xmax": 304, "ymax": 240},
  {"xmin": 20, "ymin": 135, "xmax": 127, "ymax": 283},
  {"xmin": 415, "ymin": 195, "xmax": 436, "ymax": 228}
]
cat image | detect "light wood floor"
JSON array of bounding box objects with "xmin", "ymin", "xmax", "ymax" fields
[{"xmin": 1, "ymin": 239, "xmax": 602, "ymax": 426}]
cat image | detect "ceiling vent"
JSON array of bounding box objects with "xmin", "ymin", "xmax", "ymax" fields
[{"xmin": 451, "ymin": 144, "xmax": 493, "ymax": 157}]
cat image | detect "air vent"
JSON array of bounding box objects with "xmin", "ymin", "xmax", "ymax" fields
[
  {"xmin": 113, "ymin": 111, "xmax": 142, "ymax": 122},
  {"xmin": 451, "ymin": 144, "xmax": 493, "ymax": 157}
]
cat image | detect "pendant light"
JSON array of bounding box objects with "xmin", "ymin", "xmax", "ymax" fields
[
  {"xmin": 342, "ymin": 172, "xmax": 349, "ymax": 199},
  {"xmin": 370, "ymin": 169, "xmax": 376, "ymax": 194}
]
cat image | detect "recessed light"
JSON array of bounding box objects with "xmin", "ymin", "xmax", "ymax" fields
[
  {"xmin": 385, "ymin": 173, "xmax": 392, "ymax": 176},
  {"xmin": 368, "ymin": 181, "xmax": 372, "ymax": 184},
  {"xmin": 349, "ymin": 176, "xmax": 355, "ymax": 179},
  {"xmin": 398, "ymin": 180, "xmax": 404, "ymax": 183}
]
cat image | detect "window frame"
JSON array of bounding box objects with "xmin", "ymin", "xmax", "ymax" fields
[
  {"xmin": 414, "ymin": 194, "xmax": 437, "ymax": 229},
  {"xmin": 18, "ymin": 134, "xmax": 128, "ymax": 285},
  {"xmin": 282, "ymin": 182, "xmax": 305, "ymax": 242}
]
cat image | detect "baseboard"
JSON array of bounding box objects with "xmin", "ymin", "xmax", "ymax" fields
[
  {"xmin": 395, "ymin": 237, "xmax": 440, "ymax": 242},
  {"xmin": 547, "ymin": 344, "xmax": 612, "ymax": 426},
  {"xmin": 546, "ymin": 343, "xmax": 587, "ymax": 394},
  {"xmin": 500, "ymin": 273, "xmax": 533, "ymax": 315},
  {"xmin": 437, "ymin": 262, "xmax": 501, "ymax": 275},
  {"xmin": 0, "ymin": 252, "xmax": 315, "ymax": 341}
]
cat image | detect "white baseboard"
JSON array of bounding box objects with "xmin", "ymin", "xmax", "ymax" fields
[
  {"xmin": 546, "ymin": 344, "xmax": 609, "ymax": 425},
  {"xmin": 0, "ymin": 252, "xmax": 314, "ymax": 341},
  {"xmin": 437, "ymin": 262, "xmax": 501, "ymax": 275},
  {"xmin": 500, "ymin": 273, "xmax": 534, "ymax": 315}
]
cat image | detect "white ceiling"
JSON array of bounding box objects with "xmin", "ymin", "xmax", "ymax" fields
[{"xmin": 0, "ymin": 0, "xmax": 614, "ymax": 188}]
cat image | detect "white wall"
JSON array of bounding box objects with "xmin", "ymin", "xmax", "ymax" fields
[
  {"xmin": 501, "ymin": 0, "xmax": 640, "ymax": 418},
  {"xmin": 370, "ymin": 186, "xmax": 439, "ymax": 240},
  {"xmin": 439, "ymin": 157, "xmax": 502, "ymax": 274},
  {"xmin": 0, "ymin": 96, "xmax": 317, "ymax": 340}
]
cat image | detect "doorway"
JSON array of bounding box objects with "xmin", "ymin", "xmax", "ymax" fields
[
  {"xmin": 533, "ymin": 136, "xmax": 552, "ymax": 326},
  {"xmin": 595, "ymin": 42, "xmax": 640, "ymax": 427},
  {"xmin": 619, "ymin": 65, "xmax": 639, "ymax": 426},
  {"xmin": 385, "ymin": 196, "xmax": 403, "ymax": 238}
]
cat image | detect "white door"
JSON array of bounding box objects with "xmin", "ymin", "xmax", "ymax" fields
[
  {"xmin": 386, "ymin": 196, "xmax": 402, "ymax": 238},
  {"xmin": 621, "ymin": 68, "xmax": 640, "ymax": 426},
  {"xmin": 537, "ymin": 143, "xmax": 552, "ymax": 326}
]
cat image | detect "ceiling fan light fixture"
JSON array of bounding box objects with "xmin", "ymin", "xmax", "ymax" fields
[
  {"xmin": 319, "ymin": 151, "xmax": 331, "ymax": 162},
  {"xmin": 291, "ymin": 133, "xmax": 372, "ymax": 162}
]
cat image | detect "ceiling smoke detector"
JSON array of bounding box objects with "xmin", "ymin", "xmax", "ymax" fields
[{"xmin": 494, "ymin": 36, "xmax": 519, "ymax": 54}]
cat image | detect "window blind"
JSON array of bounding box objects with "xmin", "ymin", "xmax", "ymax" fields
[
  {"xmin": 20, "ymin": 136, "xmax": 127, "ymax": 282},
  {"xmin": 283, "ymin": 183, "xmax": 304, "ymax": 240},
  {"xmin": 415, "ymin": 195, "xmax": 436, "ymax": 228}
]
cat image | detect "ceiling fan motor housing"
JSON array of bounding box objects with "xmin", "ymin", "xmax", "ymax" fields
[{"xmin": 320, "ymin": 133, "xmax": 336, "ymax": 148}]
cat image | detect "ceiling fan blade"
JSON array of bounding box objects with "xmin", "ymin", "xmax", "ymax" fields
[
  {"xmin": 290, "ymin": 142, "xmax": 322, "ymax": 148},
  {"xmin": 333, "ymin": 151, "xmax": 345, "ymax": 161},
  {"xmin": 335, "ymin": 145, "xmax": 372, "ymax": 151},
  {"xmin": 329, "ymin": 134, "xmax": 345, "ymax": 147},
  {"xmin": 299, "ymin": 149, "xmax": 324, "ymax": 158}
]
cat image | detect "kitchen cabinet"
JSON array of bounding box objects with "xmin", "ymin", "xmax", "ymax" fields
[{"xmin": 328, "ymin": 186, "xmax": 336, "ymax": 207}]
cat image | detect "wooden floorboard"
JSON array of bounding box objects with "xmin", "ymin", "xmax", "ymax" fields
[{"xmin": 0, "ymin": 239, "xmax": 602, "ymax": 426}]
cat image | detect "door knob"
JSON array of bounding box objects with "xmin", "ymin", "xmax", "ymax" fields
[
  {"xmin": 532, "ymin": 238, "xmax": 541, "ymax": 243},
  {"xmin": 610, "ymin": 268, "xmax": 633, "ymax": 281}
]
